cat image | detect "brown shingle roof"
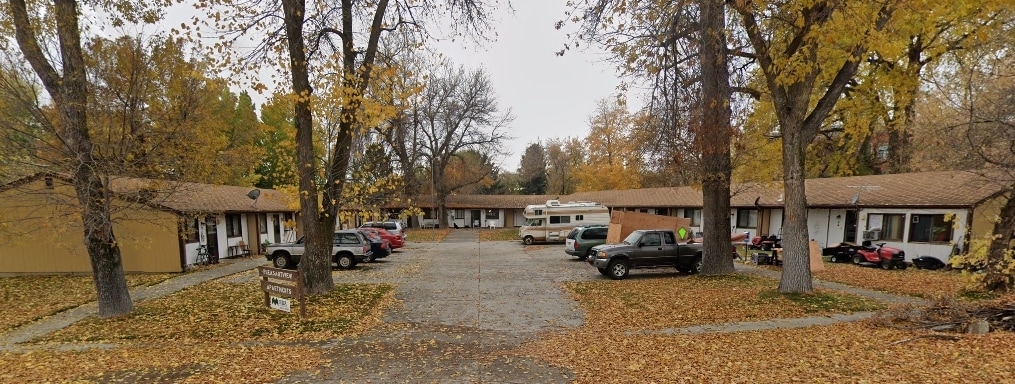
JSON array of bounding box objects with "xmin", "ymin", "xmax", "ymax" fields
[
  {"xmin": 398, "ymin": 170, "xmax": 1007, "ymax": 210},
  {"xmin": 1, "ymin": 173, "xmax": 294, "ymax": 214}
]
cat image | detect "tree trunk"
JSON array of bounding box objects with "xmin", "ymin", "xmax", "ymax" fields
[
  {"xmin": 698, "ymin": 0, "xmax": 734, "ymax": 275},
  {"xmin": 11, "ymin": 0, "xmax": 133, "ymax": 317},
  {"xmin": 982, "ymin": 186, "xmax": 1015, "ymax": 292},
  {"xmin": 281, "ymin": 0, "xmax": 334, "ymax": 295},
  {"xmin": 778, "ymin": 128, "xmax": 814, "ymax": 293}
]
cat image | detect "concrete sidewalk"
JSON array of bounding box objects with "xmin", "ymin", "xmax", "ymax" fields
[{"xmin": 0, "ymin": 256, "xmax": 267, "ymax": 351}]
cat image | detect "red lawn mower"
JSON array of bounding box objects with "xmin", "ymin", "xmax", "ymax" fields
[{"xmin": 852, "ymin": 240, "xmax": 908, "ymax": 270}]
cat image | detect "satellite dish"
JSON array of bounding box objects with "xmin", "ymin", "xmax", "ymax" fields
[
  {"xmin": 849, "ymin": 192, "xmax": 860, "ymax": 205},
  {"xmin": 247, "ymin": 189, "xmax": 261, "ymax": 200}
]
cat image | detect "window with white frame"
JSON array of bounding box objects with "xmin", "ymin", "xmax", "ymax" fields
[
  {"xmin": 908, "ymin": 214, "xmax": 953, "ymax": 243},
  {"xmin": 682, "ymin": 209, "xmax": 702, "ymax": 226}
]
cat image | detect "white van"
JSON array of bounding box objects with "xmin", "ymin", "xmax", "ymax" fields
[{"xmin": 519, "ymin": 200, "xmax": 610, "ymax": 245}]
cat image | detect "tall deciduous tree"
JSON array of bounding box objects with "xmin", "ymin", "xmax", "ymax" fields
[
  {"xmin": 697, "ymin": 0, "xmax": 735, "ymax": 274},
  {"xmin": 518, "ymin": 142, "xmax": 548, "ymax": 195},
  {"xmin": 211, "ymin": 0, "xmax": 496, "ymax": 294},
  {"xmin": 575, "ymin": 98, "xmax": 642, "ymax": 191},
  {"xmin": 562, "ymin": 0, "xmax": 737, "ymax": 272},
  {"xmin": 414, "ymin": 65, "xmax": 512, "ymax": 225},
  {"xmin": 545, "ymin": 137, "xmax": 583, "ymax": 195},
  {"xmin": 731, "ymin": 0, "xmax": 896, "ymax": 293},
  {"xmin": 5, "ymin": 0, "xmax": 143, "ymax": 317}
]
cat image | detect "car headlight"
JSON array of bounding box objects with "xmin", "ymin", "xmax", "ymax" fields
[{"xmin": 597, "ymin": 251, "xmax": 608, "ymax": 259}]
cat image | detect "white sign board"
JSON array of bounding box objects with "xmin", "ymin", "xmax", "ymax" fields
[{"xmin": 269, "ymin": 296, "xmax": 291, "ymax": 312}]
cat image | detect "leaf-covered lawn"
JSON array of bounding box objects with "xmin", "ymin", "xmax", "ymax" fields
[
  {"xmin": 1, "ymin": 278, "xmax": 393, "ymax": 382},
  {"xmin": 813, "ymin": 262, "xmax": 971, "ymax": 298},
  {"xmin": 34, "ymin": 281, "xmax": 393, "ymax": 343},
  {"xmin": 478, "ymin": 228, "xmax": 520, "ymax": 241},
  {"xmin": 407, "ymin": 228, "xmax": 451, "ymax": 242},
  {"xmin": 519, "ymin": 322, "xmax": 1015, "ymax": 383},
  {"xmin": 567, "ymin": 274, "xmax": 883, "ymax": 331},
  {"xmin": 0, "ymin": 273, "xmax": 175, "ymax": 332}
]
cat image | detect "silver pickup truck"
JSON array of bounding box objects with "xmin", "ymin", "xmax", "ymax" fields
[
  {"xmin": 265, "ymin": 230, "xmax": 372, "ymax": 270},
  {"xmin": 587, "ymin": 229, "xmax": 704, "ymax": 279}
]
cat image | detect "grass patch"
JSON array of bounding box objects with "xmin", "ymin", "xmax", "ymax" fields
[
  {"xmin": 0, "ymin": 273, "xmax": 175, "ymax": 333},
  {"xmin": 478, "ymin": 228, "xmax": 520, "ymax": 241},
  {"xmin": 34, "ymin": 281, "xmax": 394, "ymax": 344},
  {"xmin": 758, "ymin": 289, "xmax": 883, "ymax": 313},
  {"xmin": 813, "ymin": 262, "xmax": 973, "ymax": 298},
  {"xmin": 407, "ymin": 228, "xmax": 451, "ymax": 242},
  {"xmin": 564, "ymin": 273, "xmax": 882, "ymax": 330}
]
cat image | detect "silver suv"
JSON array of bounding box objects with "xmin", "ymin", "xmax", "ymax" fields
[{"xmin": 265, "ymin": 230, "xmax": 372, "ymax": 269}]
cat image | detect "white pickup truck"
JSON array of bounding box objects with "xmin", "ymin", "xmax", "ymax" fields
[{"xmin": 265, "ymin": 230, "xmax": 372, "ymax": 270}]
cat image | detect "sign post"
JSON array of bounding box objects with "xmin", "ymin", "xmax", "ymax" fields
[{"xmin": 257, "ymin": 266, "xmax": 306, "ymax": 319}]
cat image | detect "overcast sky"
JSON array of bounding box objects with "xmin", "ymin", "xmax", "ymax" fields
[
  {"xmin": 431, "ymin": 1, "xmax": 632, "ymax": 171},
  {"xmin": 153, "ymin": 1, "xmax": 635, "ymax": 172}
]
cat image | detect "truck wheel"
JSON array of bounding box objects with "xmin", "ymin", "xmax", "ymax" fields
[
  {"xmin": 272, "ymin": 253, "xmax": 292, "ymax": 269},
  {"xmin": 336, "ymin": 253, "xmax": 355, "ymax": 270},
  {"xmin": 690, "ymin": 257, "xmax": 703, "ymax": 274},
  {"xmin": 852, "ymin": 255, "xmax": 863, "ymax": 264},
  {"xmin": 597, "ymin": 267, "xmax": 610, "ymax": 276},
  {"xmin": 523, "ymin": 236, "xmax": 534, "ymax": 245},
  {"xmin": 607, "ymin": 260, "xmax": 629, "ymax": 280}
]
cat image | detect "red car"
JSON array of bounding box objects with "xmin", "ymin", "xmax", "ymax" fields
[{"xmin": 360, "ymin": 227, "xmax": 404, "ymax": 249}]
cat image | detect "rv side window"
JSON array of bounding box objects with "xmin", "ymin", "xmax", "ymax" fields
[
  {"xmin": 550, "ymin": 215, "xmax": 571, "ymax": 224},
  {"xmin": 576, "ymin": 214, "xmax": 584, "ymax": 221}
]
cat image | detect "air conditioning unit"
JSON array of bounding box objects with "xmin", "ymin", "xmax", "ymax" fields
[{"xmin": 862, "ymin": 230, "xmax": 881, "ymax": 241}]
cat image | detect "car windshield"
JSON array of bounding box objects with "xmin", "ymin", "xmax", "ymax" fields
[
  {"xmin": 622, "ymin": 232, "xmax": 641, "ymax": 245},
  {"xmin": 524, "ymin": 218, "xmax": 543, "ymax": 226}
]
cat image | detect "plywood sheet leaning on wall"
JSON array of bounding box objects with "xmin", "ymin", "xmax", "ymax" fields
[{"xmin": 606, "ymin": 210, "xmax": 693, "ymax": 244}]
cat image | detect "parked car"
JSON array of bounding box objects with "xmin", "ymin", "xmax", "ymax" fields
[
  {"xmin": 587, "ymin": 229, "xmax": 704, "ymax": 280},
  {"xmin": 357, "ymin": 229, "xmax": 391, "ymax": 262},
  {"xmin": 264, "ymin": 230, "xmax": 372, "ymax": 270},
  {"xmin": 361, "ymin": 221, "xmax": 407, "ymax": 241},
  {"xmin": 360, "ymin": 227, "xmax": 404, "ymax": 249},
  {"xmin": 565, "ymin": 225, "xmax": 609, "ymax": 260}
]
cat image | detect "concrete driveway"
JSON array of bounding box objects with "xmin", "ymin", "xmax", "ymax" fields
[{"xmin": 279, "ymin": 230, "xmax": 595, "ymax": 383}]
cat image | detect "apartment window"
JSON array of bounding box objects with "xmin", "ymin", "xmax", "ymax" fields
[
  {"xmin": 682, "ymin": 209, "xmax": 702, "ymax": 226},
  {"xmin": 454, "ymin": 209, "xmax": 464, "ymax": 219},
  {"xmin": 183, "ymin": 218, "xmax": 199, "ymax": 243},
  {"xmin": 736, "ymin": 209, "xmax": 758, "ymax": 228},
  {"xmin": 226, "ymin": 214, "xmax": 242, "ymax": 237},
  {"xmin": 868, "ymin": 214, "xmax": 905, "ymax": 241},
  {"xmin": 909, "ymin": 214, "xmax": 953, "ymax": 243},
  {"xmin": 258, "ymin": 214, "xmax": 268, "ymax": 234},
  {"xmin": 549, "ymin": 215, "xmax": 571, "ymax": 224},
  {"xmin": 486, "ymin": 210, "xmax": 500, "ymax": 220}
]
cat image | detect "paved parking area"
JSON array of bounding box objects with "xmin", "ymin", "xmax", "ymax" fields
[{"xmin": 281, "ymin": 230, "xmax": 596, "ymax": 383}]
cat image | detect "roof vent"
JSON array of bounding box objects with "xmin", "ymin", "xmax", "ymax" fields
[{"xmin": 546, "ymin": 200, "xmax": 561, "ymax": 207}]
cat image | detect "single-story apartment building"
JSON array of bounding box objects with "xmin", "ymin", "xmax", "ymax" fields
[
  {"xmin": 389, "ymin": 170, "xmax": 1011, "ymax": 262},
  {"xmin": 0, "ymin": 173, "xmax": 297, "ymax": 274}
]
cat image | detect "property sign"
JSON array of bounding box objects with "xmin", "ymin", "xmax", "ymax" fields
[
  {"xmin": 258, "ymin": 266, "xmax": 305, "ymax": 318},
  {"xmin": 269, "ymin": 296, "xmax": 292, "ymax": 312}
]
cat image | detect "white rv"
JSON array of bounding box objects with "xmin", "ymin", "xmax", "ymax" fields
[{"xmin": 519, "ymin": 200, "xmax": 610, "ymax": 245}]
